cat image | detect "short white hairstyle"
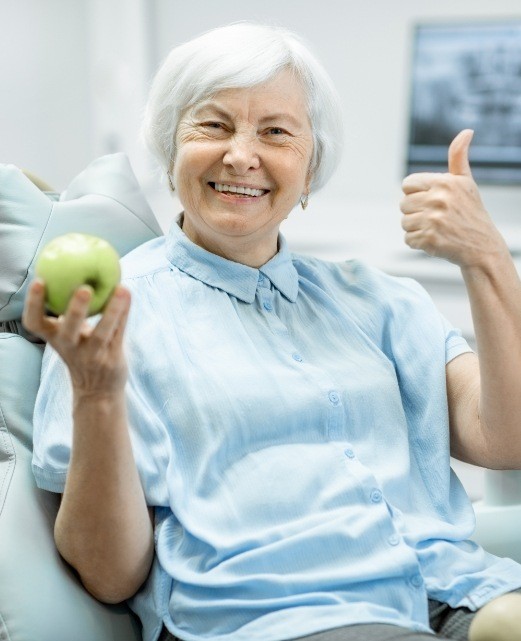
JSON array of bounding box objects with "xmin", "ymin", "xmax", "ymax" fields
[{"xmin": 142, "ymin": 22, "xmax": 344, "ymax": 193}]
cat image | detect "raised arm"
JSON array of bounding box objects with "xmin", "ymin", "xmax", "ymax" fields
[
  {"xmin": 23, "ymin": 280, "xmax": 154, "ymax": 603},
  {"xmin": 400, "ymin": 129, "xmax": 521, "ymax": 470}
]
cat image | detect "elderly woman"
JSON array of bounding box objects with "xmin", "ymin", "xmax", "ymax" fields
[{"xmin": 24, "ymin": 22, "xmax": 521, "ymax": 641}]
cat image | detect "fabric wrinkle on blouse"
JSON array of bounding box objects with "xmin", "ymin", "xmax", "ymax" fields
[{"xmin": 32, "ymin": 220, "xmax": 521, "ymax": 641}]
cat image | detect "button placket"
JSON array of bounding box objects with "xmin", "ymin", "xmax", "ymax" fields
[
  {"xmin": 325, "ymin": 389, "xmax": 344, "ymax": 440},
  {"xmin": 255, "ymin": 288, "xmax": 306, "ymax": 364},
  {"xmin": 328, "ymin": 391, "xmax": 340, "ymax": 405},
  {"xmin": 409, "ymin": 574, "xmax": 424, "ymax": 589},
  {"xmin": 258, "ymin": 285, "xmax": 275, "ymax": 314},
  {"xmin": 337, "ymin": 450, "xmax": 411, "ymax": 560},
  {"xmin": 370, "ymin": 489, "xmax": 383, "ymax": 503},
  {"xmin": 263, "ymin": 300, "xmax": 273, "ymax": 311}
]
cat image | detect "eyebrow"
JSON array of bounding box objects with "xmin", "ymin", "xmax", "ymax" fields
[{"xmin": 192, "ymin": 102, "xmax": 306, "ymax": 129}]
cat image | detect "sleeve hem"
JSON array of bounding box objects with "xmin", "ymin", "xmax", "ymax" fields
[
  {"xmin": 32, "ymin": 464, "xmax": 67, "ymax": 493},
  {"xmin": 446, "ymin": 335, "xmax": 474, "ymax": 364}
]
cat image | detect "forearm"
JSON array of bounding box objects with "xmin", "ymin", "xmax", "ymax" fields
[
  {"xmin": 55, "ymin": 392, "xmax": 154, "ymax": 603},
  {"xmin": 461, "ymin": 248, "xmax": 521, "ymax": 466}
]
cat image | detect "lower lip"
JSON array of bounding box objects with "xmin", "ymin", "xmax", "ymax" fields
[{"xmin": 210, "ymin": 185, "xmax": 268, "ymax": 204}]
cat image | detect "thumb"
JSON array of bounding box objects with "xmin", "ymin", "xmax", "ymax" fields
[{"xmin": 448, "ymin": 129, "xmax": 474, "ymax": 176}]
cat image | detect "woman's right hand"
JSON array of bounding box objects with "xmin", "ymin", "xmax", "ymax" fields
[{"xmin": 22, "ymin": 279, "xmax": 131, "ymax": 397}]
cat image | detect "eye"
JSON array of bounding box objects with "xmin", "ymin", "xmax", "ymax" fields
[
  {"xmin": 204, "ymin": 122, "xmax": 223, "ymax": 129},
  {"xmin": 197, "ymin": 121, "xmax": 229, "ymax": 138},
  {"xmin": 199, "ymin": 121, "xmax": 229, "ymax": 134},
  {"xmin": 263, "ymin": 127, "xmax": 291, "ymax": 141}
]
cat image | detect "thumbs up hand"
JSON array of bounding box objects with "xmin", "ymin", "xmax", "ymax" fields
[{"xmin": 400, "ymin": 130, "xmax": 508, "ymax": 269}]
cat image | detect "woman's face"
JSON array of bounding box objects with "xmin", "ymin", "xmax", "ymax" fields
[{"xmin": 173, "ymin": 69, "xmax": 314, "ymax": 266}]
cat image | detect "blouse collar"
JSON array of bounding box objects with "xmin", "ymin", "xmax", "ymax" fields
[{"xmin": 165, "ymin": 220, "xmax": 299, "ymax": 303}]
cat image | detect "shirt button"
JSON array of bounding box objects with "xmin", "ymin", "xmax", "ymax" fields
[
  {"xmin": 263, "ymin": 301, "xmax": 273, "ymax": 311},
  {"xmin": 258, "ymin": 275, "xmax": 266, "ymax": 285},
  {"xmin": 344, "ymin": 448, "xmax": 355, "ymax": 459},
  {"xmin": 388, "ymin": 534, "xmax": 400, "ymax": 546},
  {"xmin": 410, "ymin": 574, "xmax": 423, "ymax": 588},
  {"xmin": 292, "ymin": 353, "xmax": 303, "ymax": 362},
  {"xmin": 370, "ymin": 489, "xmax": 383, "ymax": 503},
  {"xmin": 328, "ymin": 391, "xmax": 340, "ymax": 405}
]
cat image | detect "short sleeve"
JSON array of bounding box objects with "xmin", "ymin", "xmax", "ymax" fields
[
  {"xmin": 374, "ymin": 269, "xmax": 473, "ymax": 371},
  {"xmin": 32, "ymin": 347, "xmax": 73, "ymax": 492},
  {"xmin": 440, "ymin": 314, "xmax": 474, "ymax": 364},
  {"xmin": 32, "ymin": 338, "xmax": 171, "ymax": 506}
]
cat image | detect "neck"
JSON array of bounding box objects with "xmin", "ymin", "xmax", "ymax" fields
[{"xmin": 180, "ymin": 217, "xmax": 279, "ymax": 268}]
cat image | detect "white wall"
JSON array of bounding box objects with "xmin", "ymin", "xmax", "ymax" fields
[
  {"xmin": 0, "ymin": 0, "xmax": 153, "ymax": 190},
  {"xmin": 0, "ymin": 0, "xmax": 92, "ymax": 188}
]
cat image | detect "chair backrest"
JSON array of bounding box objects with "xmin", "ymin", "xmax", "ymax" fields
[{"xmin": 0, "ymin": 155, "xmax": 163, "ymax": 641}]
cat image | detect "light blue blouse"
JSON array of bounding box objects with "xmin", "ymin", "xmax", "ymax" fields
[{"xmin": 32, "ymin": 221, "xmax": 521, "ymax": 641}]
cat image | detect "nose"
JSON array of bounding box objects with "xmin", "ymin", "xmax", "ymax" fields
[{"xmin": 222, "ymin": 133, "xmax": 260, "ymax": 174}]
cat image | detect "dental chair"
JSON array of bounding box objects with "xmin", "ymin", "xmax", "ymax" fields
[
  {"xmin": 0, "ymin": 155, "xmax": 162, "ymax": 641},
  {"xmin": 473, "ymin": 470, "xmax": 521, "ymax": 563}
]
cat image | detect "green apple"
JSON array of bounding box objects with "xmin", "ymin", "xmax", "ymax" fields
[{"xmin": 35, "ymin": 233, "xmax": 121, "ymax": 316}]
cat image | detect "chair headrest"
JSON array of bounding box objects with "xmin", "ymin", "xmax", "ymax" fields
[{"xmin": 0, "ymin": 153, "xmax": 163, "ymax": 322}]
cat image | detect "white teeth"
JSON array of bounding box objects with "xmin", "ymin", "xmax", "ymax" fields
[{"xmin": 213, "ymin": 183, "xmax": 265, "ymax": 197}]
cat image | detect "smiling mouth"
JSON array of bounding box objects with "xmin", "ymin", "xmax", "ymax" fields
[{"xmin": 209, "ymin": 182, "xmax": 269, "ymax": 197}]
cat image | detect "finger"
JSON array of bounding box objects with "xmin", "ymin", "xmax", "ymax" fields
[
  {"xmin": 111, "ymin": 288, "xmax": 132, "ymax": 349},
  {"xmin": 401, "ymin": 212, "xmax": 424, "ymax": 233},
  {"xmin": 90, "ymin": 285, "xmax": 131, "ymax": 348},
  {"xmin": 21, "ymin": 279, "xmax": 58, "ymax": 339},
  {"xmin": 400, "ymin": 192, "xmax": 427, "ymax": 215},
  {"xmin": 404, "ymin": 229, "xmax": 427, "ymax": 251},
  {"xmin": 402, "ymin": 173, "xmax": 434, "ymax": 195},
  {"xmin": 59, "ymin": 286, "xmax": 94, "ymax": 344},
  {"xmin": 448, "ymin": 129, "xmax": 474, "ymax": 177}
]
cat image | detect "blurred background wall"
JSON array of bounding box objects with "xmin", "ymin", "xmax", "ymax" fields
[
  {"xmin": 3, "ymin": 0, "xmax": 520, "ymax": 206},
  {"xmin": 2, "ymin": 0, "xmax": 521, "ymax": 497}
]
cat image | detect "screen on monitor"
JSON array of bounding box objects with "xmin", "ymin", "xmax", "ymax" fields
[{"xmin": 406, "ymin": 20, "xmax": 521, "ymax": 183}]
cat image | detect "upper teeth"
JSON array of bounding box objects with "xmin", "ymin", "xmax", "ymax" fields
[{"xmin": 213, "ymin": 183, "xmax": 265, "ymax": 197}]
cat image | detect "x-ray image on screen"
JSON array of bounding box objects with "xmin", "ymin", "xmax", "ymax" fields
[{"xmin": 406, "ymin": 21, "xmax": 521, "ymax": 183}]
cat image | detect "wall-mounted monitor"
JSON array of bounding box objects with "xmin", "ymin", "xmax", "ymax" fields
[{"xmin": 406, "ymin": 20, "xmax": 521, "ymax": 184}]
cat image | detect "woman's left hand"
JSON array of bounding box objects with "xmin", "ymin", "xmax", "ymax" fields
[{"xmin": 400, "ymin": 129, "xmax": 509, "ymax": 269}]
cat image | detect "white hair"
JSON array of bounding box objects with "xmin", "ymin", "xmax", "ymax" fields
[{"xmin": 142, "ymin": 22, "xmax": 344, "ymax": 193}]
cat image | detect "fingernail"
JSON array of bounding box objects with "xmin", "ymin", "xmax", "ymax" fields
[
  {"xmin": 114, "ymin": 286, "xmax": 126, "ymax": 298},
  {"xmin": 32, "ymin": 278, "xmax": 45, "ymax": 293},
  {"xmin": 77, "ymin": 285, "xmax": 93, "ymax": 300}
]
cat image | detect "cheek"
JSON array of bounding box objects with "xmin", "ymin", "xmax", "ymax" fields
[
  {"xmin": 174, "ymin": 142, "xmax": 217, "ymax": 178},
  {"xmin": 174, "ymin": 152, "xmax": 207, "ymax": 197},
  {"xmin": 275, "ymin": 158, "xmax": 309, "ymax": 197}
]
